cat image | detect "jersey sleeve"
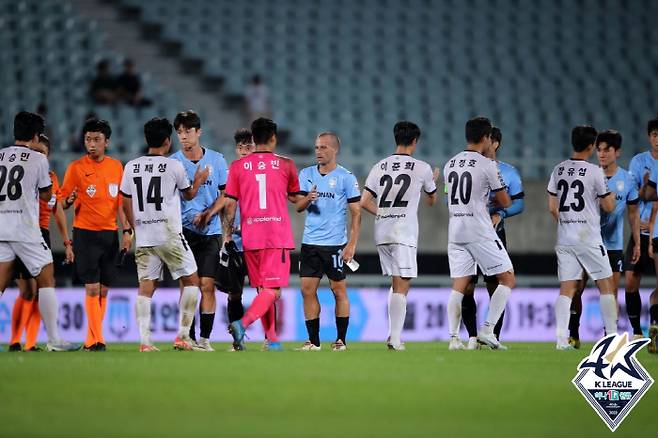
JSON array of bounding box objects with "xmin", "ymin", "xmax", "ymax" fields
[
  {"xmin": 298, "ymin": 168, "xmax": 311, "ymax": 196},
  {"xmin": 59, "ymin": 161, "xmax": 77, "ymax": 200},
  {"xmin": 508, "ymin": 167, "xmax": 524, "ymax": 199},
  {"xmin": 595, "ymin": 167, "xmax": 611, "ymax": 198},
  {"xmin": 628, "ymin": 155, "xmax": 644, "ymax": 189},
  {"xmin": 422, "ymin": 163, "xmax": 437, "ymax": 195},
  {"xmin": 648, "ymin": 162, "xmax": 658, "ymax": 189},
  {"xmin": 224, "ymin": 162, "xmax": 240, "ymax": 200},
  {"xmin": 486, "ymin": 160, "xmax": 506, "ymax": 192},
  {"xmin": 287, "ymin": 160, "xmax": 301, "ymax": 195},
  {"xmin": 217, "ymin": 154, "xmax": 228, "ymax": 191},
  {"xmin": 547, "ymin": 169, "xmax": 557, "ymax": 196},
  {"xmin": 174, "ymin": 161, "xmax": 192, "ymax": 192},
  {"xmin": 119, "ymin": 163, "xmax": 132, "ymax": 197},
  {"xmin": 37, "ymin": 155, "xmax": 52, "ymax": 190},
  {"xmin": 627, "ymin": 173, "xmax": 640, "ymax": 204},
  {"xmin": 364, "ymin": 165, "xmax": 378, "ymax": 198},
  {"xmin": 345, "ymin": 172, "xmax": 361, "ymax": 202}
]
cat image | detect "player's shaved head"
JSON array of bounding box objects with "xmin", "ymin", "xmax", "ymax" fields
[{"xmin": 317, "ymin": 132, "xmax": 341, "ymax": 150}]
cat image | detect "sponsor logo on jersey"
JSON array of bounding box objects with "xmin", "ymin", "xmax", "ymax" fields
[
  {"xmin": 616, "ymin": 180, "xmax": 624, "ymax": 192},
  {"xmin": 108, "ymin": 183, "xmax": 118, "ymax": 198},
  {"xmin": 572, "ymin": 333, "xmax": 654, "ymax": 431},
  {"xmin": 47, "ymin": 195, "xmax": 56, "ymax": 208},
  {"xmin": 86, "ymin": 185, "xmax": 96, "ymax": 198}
]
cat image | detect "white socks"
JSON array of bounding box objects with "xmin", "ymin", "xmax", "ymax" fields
[
  {"xmin": 388, "ymin": 291, "xmax": 407, "ymax": 346},
  {"xmin": 599, "ymin": 294, "xmax": 618, "ymax": 336},
  {"xmin": 38, "ymin": 287, "xmax": 60, "ymax": 343},
  {"xmin": 485, "ymin": 285, "xmax": 512, "ymax": 329},
  {"xmin": 386, "ymin": 287, "xmax": 393, "ymax": 339},
  {"xmin": 555, "ymin": 295, "xmax": 572, "ymax": 343},
  {"xmin": 448, "ymin": 290, "xmax": 463, "ymax": 337},
  {"xmin": 136, "ymin": 296, "xmax": 152, "ymax": 346},
  {"xmin": 179, "ymin": 286, "xmax": 199, "ymax": 338}
]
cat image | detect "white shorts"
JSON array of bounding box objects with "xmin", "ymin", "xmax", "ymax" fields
[
  {"xmin": 135, "ymin": 237, "xmax": 197, "ymax": 282},
  {"xmin": 556, "ymin": 244, "xmax": 613, "ymax": 281},
  {"xmin": 377, "ymin": 244, "xmax": 417, "ymax": 278},
  {"xmin": 448, "ymin": 240, "xmax": 513, "ymax": 278},
  {"xmin": 0, "ymin": 240, "xmax": 53, "ymax": 277}
]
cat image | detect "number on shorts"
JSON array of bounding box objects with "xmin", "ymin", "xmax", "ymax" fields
[
  {"xmin": 0, "ymin": 164, "xmax": 25, "ymax": 201},
  {"xmin": 332, "ymin": 249, "xmax": 344, "ymax": 269},
  {"xmin": 255, "ymin": 173, "xmax": 267, "ymax": 209}
]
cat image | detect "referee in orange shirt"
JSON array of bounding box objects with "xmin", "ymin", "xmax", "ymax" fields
[{"xmin": 60, "ymin": 118, "xmax": 132, "ymax": 351}]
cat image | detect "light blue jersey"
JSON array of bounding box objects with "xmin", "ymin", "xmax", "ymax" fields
[
  {"xmin": 489, "ymin": 161, "xmax": 524, "ymax": 226},
  {"xmin": 299, "ymin": 165, "xmax": 361, "ymax": 246},
  {"xmin": 601, "ymin": 167, "xmax": 639, "ymax": 249},
  {"xmin": 170, "ymin": 148, "xmax": 228, "ymax": 235},
  {"xmin": 628, "ymin": 151, "xmax": 658, "ymax": 235}
]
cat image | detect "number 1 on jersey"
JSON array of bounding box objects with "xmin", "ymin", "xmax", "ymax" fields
[{"xmin": 256, "ymin": 173, "xmax": 267, "ymax": 209}]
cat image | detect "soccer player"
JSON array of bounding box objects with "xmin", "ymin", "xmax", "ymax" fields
[
  {"xmin": 548, "ymin": 125, "xmax": 617, "ymax": 350},
  {"xmin": 361, "ymin": 121, "xmax": 438, "ymax": 351},
  {"xmin": 9, "ymin": 134, "xmax": 74, "ymax": 351},
  {"xmin": 120, "ymin": 117, "xmax": 209, "ymax": 352},
  {"xmin": 60, "ymin": 118, "xmax": 132, "ymax": 351},
  {"xmin": 637, "ymin": 118, "xmax": 658, "ymax": 353},
  {"xmin": 296, "ymin": 132, "xmax": 361, "ymax": 351},
  {"xmin": 444, "ymin": 117, "xmax": 514, "ymax": 350},
  {"xmin": 170, "ymin": 110, "xmax": 228, "ymax": 351},
  {"xmin": 0, "ymin": 111, "xmax": 78, "ymax": 351},
  {"xmin": 568, "ymin": 130, "xmax": 640, "ymax": 348},
  {"xmin": 460, "ymin": 126, "xmax": 524, "ymax": 349},
  {"xmin": 204, "ymin": 128, "xmax": 254, "ymax": 351},
  {"xmin": 224, "ymin": 118, "xmax": 301, "ymax": 351},
  {"xmin": 624, "ymin": 117, "xmax": 658, "ymax": 342}
]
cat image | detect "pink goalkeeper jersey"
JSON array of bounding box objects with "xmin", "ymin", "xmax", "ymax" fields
[{"xmin": 225, "ymin": 151, "xmax": 300, "ymax": 250}]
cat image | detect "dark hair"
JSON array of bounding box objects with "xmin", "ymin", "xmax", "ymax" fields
[
  {"xmin": 648, "ymin": 117, "xmax": 658, "ymax": 135},
  {"xmin": 595, "ymin": 129, "xmax": 622, "ymax": 150},
  {"xmin": 174, "ymin": 110, "xmax": 201, "ymax": 130},
  {"xmin": 38, "ymin": 133, "xmax": 50, "ymax": 149},
  {"xmin": 465, "ymin": 117, "xmax": 492, "ymax": 144},
  {"xmin": 393, "ymin": 121, "xmax": 421, "ymax": 146},
  {"xmin": 491, "ymin": 126, "xmax": 502, "ymax": 145},
  {"xmin": 571, "ymin": 125, "xmax": 598, "ymax": 152},
  {"xmin": 144, "ymin": 117, "xmax": 173, "ymax": 148},
  {"xmin": 82, "ymin": 118, "xmax": 112, "ymax": 140},
  {"xmin": 14, "ymin": 111, "xmax": 45, "ymax": 142},
  {"xmin": 234, "ymin": 128, "xmax": 253, "ymax": 145},
  {"xmin": 251, "ymin": 118, "xmax": 277, "ymax": 145}
]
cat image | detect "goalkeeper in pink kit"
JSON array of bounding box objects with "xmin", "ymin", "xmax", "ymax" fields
[{"xmin": 223, "ymin": 118, "xmax": 301, "ymax": 350}]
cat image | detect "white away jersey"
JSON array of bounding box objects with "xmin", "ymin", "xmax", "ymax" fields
[
  {"xmin": 0, "ymin": 145, "xmax": 52, "ymax": 242},
  {"xmin": 120, "ymin": 155, "xmax": 191, "ymax": 247},
  {"xmin": 364, "ymin": 154, "xmax": 436, "ymax": 246},
  {"xmin": 547, "ymin": 159, "xmax": 610, "ymax": 246},
  {"xmin": 444, "ymin": 150, "xmax": 506, "ymax": 243}
]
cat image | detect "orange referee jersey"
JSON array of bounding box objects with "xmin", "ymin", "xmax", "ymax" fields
[
  {"xmin": 38, "ymin": 171, "xmax": 60, "ymax": 229},
  {"xmin": 60, "ymin": 155, "xmax": 123, "ymax": 231}
]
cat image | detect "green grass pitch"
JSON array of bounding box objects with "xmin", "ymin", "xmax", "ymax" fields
[{"xmin": 1, "ymin": 342, "xmax": 656, "ymax": 437}]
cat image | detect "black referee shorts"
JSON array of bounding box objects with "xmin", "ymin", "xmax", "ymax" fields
[
  {"xmin": 14, "ymin": 228, "xmax": 51, "ymax": 280},
  {"xmin": 182, "ymin": 228, "xmax": 221, "ymax": 279},
  {"xmin": 73, "ymin": 228, "xmax": 119, "ymax": 286}
]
